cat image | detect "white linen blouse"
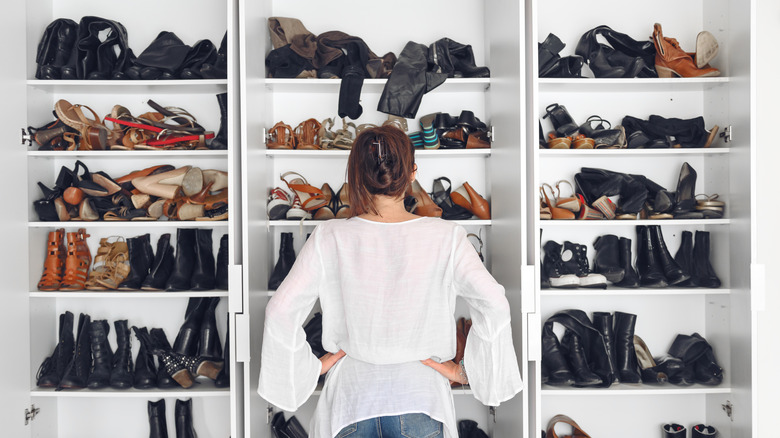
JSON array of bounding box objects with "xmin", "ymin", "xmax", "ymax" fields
[{"xmin": 257, "ymin": 216, "xmax": 523, "ymax": 438}]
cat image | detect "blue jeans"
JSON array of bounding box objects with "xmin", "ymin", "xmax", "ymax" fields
[{"xmin": 336, "ymin": 413, "xmax": 443, "ymax": 438}]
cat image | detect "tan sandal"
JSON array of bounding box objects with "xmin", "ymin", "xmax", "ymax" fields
[
  {"xmin": 332, "ymin": 118, "xmax": 357, "ymax": 150},
  {"xmin": 294, "ymin": 118, "xmax": 322, "ymax": 149},
  {"xmin": 554, "ymin": 180, "xmax": 580, "ymax": 212},
  {"xmin": 267, "ymin": 121, "xmax": 296, "ymax": 149},
  {"xmin": 280, "ymin": 171, "xmax": 328, "ymax": 211},
  {"xmin": 319, "ymin": 118, "xmax": 337, "ymax": 149},
  {"xmin": 540, "ymin": 184, "xmax": 574, "ymax": 219},
  {"xmin": 54, "ymin": 99, "xmax": 111, "ymax": 150}
]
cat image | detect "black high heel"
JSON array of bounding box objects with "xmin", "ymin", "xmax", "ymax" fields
[
  {"xmin": 543, "ymin": 103, "xmax": 579, "ymax": 137},
  {"xmin": 430, "ymin": 177, "xmax": 472, "ymax": 220},
  {"xmin": 672, "ymin": 162, "xmax": 702, "ymax": 218}
]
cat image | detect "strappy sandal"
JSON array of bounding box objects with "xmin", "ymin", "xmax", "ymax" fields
[
  {"xmin": 332, "ymin": 118, "xmax": 357, "ymax": 150},
  {"xmin": 280, "ymin": 171, "xmax": 327, "ymax": 211},
  {"xmin": 430, "ymin": 177, "xmax": 472, "ymax": 220},
  {"xmin": 695, "ymin": 193, "xmax": 725, "ymax": 218},
  {"xmin": 55, "ymin": 99, "xmax": 111, "ymax": 150},
  {"xmin": 546, "ymin": 414, "xmax": 591, "ymax": 438},
  {"xmin": 554, "ymin": 180, "xmax": 581, "ymax": 212},
  {"xmin": 355, "ymin": 123, "xmax": 378, "ymax": 137},
  {"xmin": 319, "ymin": 118, "xmax": 337, "ymax": 149},
  {"xmin": 540, "ymin": 184, "xmax": 574, "ymax": 219},
  {"xmin": 294, "ymin": 118, "xmax": 322, "ymax": 150},
  {"xmin": 540, "ymin": 195, "xmax": 552, "ymax": 220},
  {"xmin": 267, "ymin": 122, "xmax": 296, "ymax": 149}
]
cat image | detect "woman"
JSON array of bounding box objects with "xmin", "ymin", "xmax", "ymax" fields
[{"xmin": 258, "ymin": 125, "xmax": 522, "ymax": 438}]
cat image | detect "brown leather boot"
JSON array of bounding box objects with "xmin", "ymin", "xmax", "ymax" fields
[
  {"xmin": 60, "ymin": 229, "xmax": 92, "ymax": 291},
  {"xmin": 451, "ymin": 182, "xmax": 491, "ymax": 220},
  {"xmin": 38, "ymin": 228, "xmax": 66, "ymax": 291},
  {"xmin": 652, "ymin": 23, "xmax": 720, "ymax": 78}
]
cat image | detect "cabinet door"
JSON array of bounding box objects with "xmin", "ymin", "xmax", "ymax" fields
[{"xmin": 0, "ymin": 0, "xmax": 32, "ymax": 435}]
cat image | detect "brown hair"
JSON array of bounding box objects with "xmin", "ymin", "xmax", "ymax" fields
[{"xmin": 347, "ymin": 125, "xmax": 415, "ymax": 216}]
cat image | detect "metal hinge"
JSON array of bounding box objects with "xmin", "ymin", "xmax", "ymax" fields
[
  {"xmin": 487, "ymin": 126, "xmax": 495, "ymax": 142},
  {"xmin": 722, "ymin": 400, "xmax": 733, "ymax": 421},
  {"xmin": 21, "ymin": 128, "xmax": 33, "ymax": 146},
  {"xmin": 262, "ymin": 128, "xmax": 268, "ymax": 144},
  {"xmin": 489, "ymin": 406, "xmax": 497, "ymax": 423},
  {"xmin": 25, "ymin": 404, "xmax": 40, "ymax": 425},
  {"xmin": 719, "ymin": 125, "xmax": 732, "ymax": 143}
]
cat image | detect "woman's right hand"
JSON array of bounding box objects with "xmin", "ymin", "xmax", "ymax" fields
[
  {"xmin": 421, "ymin": 358, "xmax": 468, "ymax": 384},
  {"xmin": 319, "ymin": 350, "xmax": 346, "ymax": 375}
]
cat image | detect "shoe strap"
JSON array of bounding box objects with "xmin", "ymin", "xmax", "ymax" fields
[{"xmin": 546, "ymin": 414, "xmax": 591, "ymax": 438}]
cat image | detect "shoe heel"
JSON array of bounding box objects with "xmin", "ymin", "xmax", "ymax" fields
[
  {"xmin": 196, "ymin": 360, "xmax": 223, "ymax": 380},
  {"xmin": 655, "ymin": 65, "xmax": 675, "ymax": 78}
]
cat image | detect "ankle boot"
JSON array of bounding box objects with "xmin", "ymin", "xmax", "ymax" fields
[
  {"xmin": 614, "ymin": 311, "xmax": 641, "ymax": 383},
  {"xmin": 649, "ymin": 225, "xmax": 689, "ymax": 285},
  {"xmin": 562, "ymin": 241, "xmax": 607, "ymax": 288},
  {"xmin": 37, "ymin": 311, "xmax": 74, "ymax": 387},
  {"xmin": 543, "ymin": 240, "xmax": 578, "ymax": 288},
  {"xmin": 209, "ymin": 93, "xmax": 228, "ymax": 150},
  {"xmin": 614, "ymin": 237, "xmax": 640, "ymax": 288},
  {"xmin": 591, "ymin": 312, "xmax": 617, "ymax": 382},
  {"xmin": 109, "ymin": 320, "xmax": 133, "ymax": 389},
  {"xmin": 561, "ymin": 330, "xmax": 602, "ymax": 387},
  {"xmin": 59, "ymin": 228, "xmax": 91, "ymax": 291},
  {"xmin": 142, "ymin": 233, "xmax": 175, "ymax": 291},
  {"xmin": 149, "ymin": 328, "xmax": 178, "ymax": 388},
  {"xmin": 593, "ymin": 234, "xmax": 625, "ymax": 283},
  {"xmin": 133, "ymin": 327, "xmax": 157, "ymax": 389},
  {"xmin": 216, "ymin": 234, "xmax": 229, "ymax": 290},
  {"xmin": 166, "ymin": 229, "xmax": 197, "ymax": 291},
  {"xmin": 674, "ymin": 230, "xmax": 694, "ymax": 287},
  {"xmin": 541, "ymin": 324, "xmax": 575, "ymax": 386},
  {"xmin": 59, "ymin": 313, "xmax": 91, "ymax": 389},
  {"xmin": 148, "ymin": 399, "xmax": 169, "ymax": 438},
  {"xmin": 175, "ymin": 399, "xmax": 197, "ymax": 438},
  {"xmin": 191, "ymin": 229, "xmax": 216, "ymax": 291},
  {"xmin": 198, "ymin": 298, "xmax": 223, "ymax": 361},
  {"xmin": 692, "ymin": 424, "xmax": 718, "ymax": 437},
  {"xmin": 173, "ymin": 298, "xmax": 209, "ymax": 355},
  {"xmin": 269, "ymin": 232, "xmax": 296, "ymax": 290},
  {"xmin": 652, "ymin": 23, "xmax": 720, "ymax": 78},
  {"xmin": 636, "ymin": 225, "xmax": 668, "ymax": 287},
  {"xmin": 118, "ymin": 234, "xmax": 154, "ymax": 290},
  {"xmin": 692, "ymin": 231, "xmax": 721, "ymax": 288},
  {"xmin": 662, "ymin": 424, "xmax": 687, "ymax": 438},
  {"xmin": 214, "ymin": 317, "xmax": 230, "ymax": 388},
  {"xmin": 87, "ymin": 320, "xmax": 113, "ymax": 389},
  {"xmin": 38, "ymin": 228, "xmax": 67, "ymax": 291}
]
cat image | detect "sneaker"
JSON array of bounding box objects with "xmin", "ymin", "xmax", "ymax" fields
[
  {"xmin": 561, "ymin": 241, "xmax": 607, "ymax": 288},
  {"xmin": 543, "ymin": 240, "xmax": 579, "ymax": 288},
  {"xmin": 267, "ymin": 187, "xmax": 292, "ymax": 220},
  {"xmin": 286, "ymin": 194, "xmax": 311, "ymax": 220}
]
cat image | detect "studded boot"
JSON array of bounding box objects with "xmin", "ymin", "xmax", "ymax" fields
[
  {"xmin": 38, "ymin": 228, "xmax": 66, "ymax": 291},
  {"xmin": 149, "ymin": 328, "xmax": 178, "ymax": 388},
  {"xmin": 109, "ymin": 320, "xmax": 133, "ymax": 389},
  {"xmin": 60, "ymin": 228, "xmax": 91, "ymax": 291}
]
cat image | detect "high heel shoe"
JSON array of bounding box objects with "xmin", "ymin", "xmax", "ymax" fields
[
  {"xmin": 37, "ymin": 229, "xmax": 67, "ymax": 291},
  {"xmin": 554, "ymin": 180, "xmax": 580, "ymax": 212},
  {"xmin": 410, "ymin": 180, "xmax": 442, "ymax": 218},
  {"xmin": 334, "ymin": 183, "xmax": 352, "ymax": 219},
  {"xmin": 633, "ymin": 335, "xmax": 668, "ymax": 383},
  {"xmin": 430, "ymin": 177, "xmax": 473, "ymax": 220},
  {"xmin": 59, "ymin": 228, "xmax": 91, "ymax": 291},
  {"xmin": 132, "ymin": 166, "xmax": 192, "ymax": 199},
  {"xmin": 540, "ymin": 184, "xmax": 574, "ymax": 220},
  {"xmin": 313, "ymin": 183, "xmax": 336, "ymax": 220},
  {"xmin": 672, "ymin": 162, "xmax": 701, "ymax": 218},
  {"xmin": 450, "ymin": 182, "xmax": 490, "ymax": 220},
  {"xmin": 652, "ymin": 23, "xmax": 720, "ymax": 78}
]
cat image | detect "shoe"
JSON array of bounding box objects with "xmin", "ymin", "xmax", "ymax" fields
[
  {"xmin": 94, "ymin": 239, "xmax": 130, "ymax": 290},
  {"xmin": 59, "ymin": 229, "xmax": 91, "ymax": 291},
  {"xmin": 546, "ymin": 415, "xmax": 592, "ymax": 438},
  {"xmin": 215, "ymin": 234, "xmax": 229, "ymax": 290},
  {"xmin": 672, "ymin": 162, "xmax": 699, "ymax": 217},
  {"xmin": 662, "ymin": 424, "xmax": 687, "ymax": 438},
  {"xmin": 209, "ymin": 93, "xmax": 228, "ymax": 149},
  {"xmin": 636, "ymin": 225, "xmax": 668, "ymax": 287},
  {"xmin": 561, "ymin": 330, "xmax": 602, "ymax": 387},
  {"xmin": 430, "ymin": 177, "xmax": 473, "ymax": 220},
  {"xmin": 695, "ymin": 194, "xmax": 725, "ymax": 218},
  {"xmin": 147, "ymin": 328, "xmax": 178, "ymax": 388},
  {"xmin": 294, "ymin": 118, "xmax": 322, "ymax": 150},
  {"xmin": 190, "ymin": 229, "xmax": 216, "ymax": 291},
  {"xmin": 542, "ymin": 103, "xmax": 578, "ymax": 138},
  {"xmin": 692, "ymin": 424, "xmax": 718, "ymax": 437},
  {"xmin": 541, "ymin": 324, "xmax": 575, "ymax": 386},
  {"xmin": 540, "ymin": 185, "xmax": 574, "ymax": 220},
  {"xmin": 58, "ymin": 313, "xmax": 91, "ymax": 389},
  {"xmin": 542, "ymin": 240, "xmax": 579, "ymax": 288},
  {"xmin": 148, "ymin": 399, "xmax": 169, "ymax": 438},
  {"xmin": 117, "ymin": 234, "xmax": 154, "ymax": 290},
  {"xmin": 132, "ymin": 327, "xmax": 157, "ymax": 389},
  {"xmin": 268, "ymin": 233, "xmax": 295, "ymax": 290},
  {"xmin": 36, "ymin": 311, "xmax": 74, "ymax": 387},
  {"xmin": 691, "ymin": 333, "xmax": 723, "ymax": 385},
  {"xmin": 132, "ymin": 166, "xmax": 192, "ymax": 199},
  {"xmin": 553, "ymin": 180, "xmax": 580, "ymax": 213},
  {"xmin": 652, "ymin": 23, "xmax": 720, "ymax": 78},
  {"xmin": 134, "ymin": 326, "xmax": 196, "ymax": 388},
  {"xmin": 333, "ymin": 183, "xmax": 352, "ymax": 219},
  {"xmin": 614, "ymin": 311, "xmax": 641, "ymax": 383},
  {"xmin": 692, "ymin": 231, "xmax": 721, "ymax": 288},
  {"xmin": 614, "ymin": 237, "xmax": 640, "ymax": 288},
  {"xmin": 313, "ymin": 183, "xmax": 336, "ymax": 220},
  {"xmin": 592, "ymin": 311, "xmax": 617, "ymax": 383},
  {"xmin": 593, "ymin": 234, "xmax": 625, "ymax": 283},
  {"xmin": 141, "ymin": 234, "xmax": 175, "ymax": 291},
  {"xmin": 37, "ymin": 229, "xmax": 66, "ymax": 291},
  {"xmin": 450, "ymin": 182, "xmax": 490, "ymax": 220},
  {"xmin": 410, "ymin": 180, "xmax": 442, "ymax": 218},
  {"xmin": 633, "ymin": 335, "xmax": 667, "ymax": 383},
  {"xmin": 649, "ymin": 225, "xmax": 689, "ymax": 285},
  {"xmin": 197, "ymin": 298, "xmax": 223, "ymax": 362},
  {"xmin": 280, "ymin": 171, "xmax": 327, "ymax": 211},
  {"xmin": 654, "ymin": 354, "xmax": 688, "ymax": 385},
  {"xmin": 109, "ymin": 320, "xmax": 133, "ymax": 389},
  {"xmin": 166, "ymin": 229, "xmax": 197, "ymax": 291},
  {"xmin": 419, "ymin": 113, "xmax": 440, "ymax": 149},
  {"xmin": 286, "ymin": 194, "xmax": 311, "ymax": 220},
  {"xmin": 561, "ymin": 241, "xmax": 607, "ymax": 288},
  {"xmin": 694, "ymin": 31, "xmax": 719, "ymax": 68},
  {"xmin": 175, "ymin": 399, "xmax": 197, "ymax": 438},
  {"xmin": 86, "ymin": 320, "xmax": 113, "ymax": 389},
  {"xmin": 214, "ymin": 317, "xmax": 230, "ymax": 388}
]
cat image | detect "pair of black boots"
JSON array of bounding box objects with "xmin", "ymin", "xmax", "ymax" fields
[
  {"xmin": 141, "ymin": 229, "xmax": 229, "ymax": 292},
  {"xmin": 148, "ymin": 398, "xmax": 197, "ymax": 438},
  {"xmin": 635, "ymin": 226, "xmax": 720, "ymax": 288},
  {"xmin": 37, "ymin": 312, "xmax": 134, "ymax": 390}
]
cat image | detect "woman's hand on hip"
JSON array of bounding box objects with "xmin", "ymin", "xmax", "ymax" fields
[
  {"xmin": 421, "ymin": 359, "xmax": 467, "ymax": 385},
  {"xmin": 319, "ymin": 350, "xmax": 346, "ymax": 375}
]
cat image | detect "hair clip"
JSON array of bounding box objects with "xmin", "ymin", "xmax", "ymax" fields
[{"xmin": 373, "ymin": 140, "xmax": 385, "ymax": 165}]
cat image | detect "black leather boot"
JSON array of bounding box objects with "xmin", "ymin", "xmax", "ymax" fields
[
  {"xmin": 198, "ymin": 298, "xmax": 223, "ymax": 362},
  {"xmin": 132, "ymin": 327, "xmax": 157, "ymax": 389},
  {"xmin": 614, "ymin": 237, "xmax": 640, "ymax": 288},
  {"xmin": 109, "ymin": 320, "xmax": 133, "ymax": 389},
  {"xmin": 209, "ymin": 93, "xmax": 228, "ymax": 150},
  {"xmin": 200, "ymin": 31, "xmax": 227, "ymax": 79},
  {"xmin": 126, "ymin": 31, "xmax": 191, "ymax": 80},
  {"xmin": 37, "ymin": 311, "xmax": 74, "ymax": 387},
  {"xmin": 561, "ymin": 330, "xmax": 602, "ymax": 387},
  {"xmin": 35, "ymin": 18, "xmax": 79, "ymax": 79},
  {"xmin": 119, "ymin": 233, "xmax": 154, "ymax": 290},
  {"xmin": 175, "ymin": 398, "xmax": 197, "ymax": 438},
  {"xmin": 142, "ymin": 233, "xmax": 175, "ymax": 291},
  {"xmin": 216, "ymin": 234, "xmax": 229, "ymax": 290},
  {"xmin": 191, "ymin": 229, "xmax": 216, "ymax": 291},
  {"xmin": 649, "ymin": 225, "xmax": 689, "ymax": 285},
  {"xmin": 59, "ymin": 313, "xmax": 91, "ymax": 389},
  {"xmin": 541, "ymin": 324, "xmax": 575, "ymax": 386},
  {"xmin": 149, "ymin": 328, "xmax": 178, "ymax": 388},
  {"xmin": 692, "ymin": 231, "xmax": 721, "ymax": 288},
  {"xmin": 268, "ymin": 232, "xmax": 296, "ymax": 290},
  {"xmin": 593, "ymin": 234, "xmax": 625, "ymax": 283},
  {"xmin": 173, "ymin": 298, "xmax": 209, "ymax": 356},
  {"xmin": 691, "ymin": 333, "xmax": 723, "ymax": 385},
  {"xmin": 692, "ymin": 424, "xmax": 718, "ymax": 437},
  {"xmin": 674, "ymin": 230, "xmax": 694, "ymax": 287},
  {"xmin": 591, "ymin": 312, "xmax": 617, "ymax": 382},
  {"xmin": 148, "ymin": 399, "xmax": 169, "ymax": 438},
  {"xmin": 214, "ymin": 317, "xmax": 230, "ymax": 388},
  {"xmin": 75, "ymin": 17, "xmax": 134, "ymax": 80},
  {"xmin": 87, "ymin": 320, "xmax": 113, "ymax": 389},
  {"xmin": 662, "ymin": 424, "xmax": 687, "ymax": 437},
  {"xmin": 636, "ymin": 225, "xmax": 668, "ymax": 287},
  {"xmin": 178, "ymin": 39, "xmax": 217, "ymax": 79},
  {"xmin": 614, "ymin": 311, "xmax": 641, "ymax": 383},
  {"xmin": 166, "ymin": 228, "xmax": 197, "ymax": 291}
]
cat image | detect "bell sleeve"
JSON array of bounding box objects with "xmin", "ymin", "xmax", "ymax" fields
[
  {"xmin": 257, "ymin": 227, "xmax": 325, "ymax": 411},
  {"xmin": 452, "ymin": 227, "xmax": 523, "ymax": 406}
]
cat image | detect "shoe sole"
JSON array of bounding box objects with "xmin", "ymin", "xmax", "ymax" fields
[
  {"xmin": 550, "ymin": 275, "xmax": 579, "ymax": 288},
  {"xmin": 695, "ymin": 31, "xmax": 719, "ymax": 68},
  {"xmin": 268, "ymin": 201, "xmax": 291, "ymax": 220}
]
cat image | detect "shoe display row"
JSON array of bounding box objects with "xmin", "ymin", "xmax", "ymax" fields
[
  {"xmin": 148, "ymin": 398, "xmax": 200, "ymax": 438},
  {"xmin": 34, "ymin": 162, "xmax": 228, "ymax": 222},
  {"xmin": 540, "ymin": 103, "xmax": 719, "ymax": 150},
  {"xmin": 540, "ymin": 162, "xmax": 724, "ymax": 220},
  {"xmin": 37, "ymin": 229, "xmax": 228, "ymax": 292},
  {"xmin": 541, "ymin": 227, "xmax": 720, "ymax": 289},
  {"xmin": 267, "ymin": 180, "xmax": 351, "ymax": 221},
  {"xmin": 37, "ymin": 299, "xmax": 228, "ymax": 390},
  {"xmin": 408, "ymin": 111, "xmax": 490, "ymax": 150},
  {"xmin": 538, "ymin": 23, "xmax": 719, "ymax": 79},
  {"xmin": 35, "ymin": 17, "xmax": 226, "ymax": 80},
  {"xmin": 542, "ymin": 309, "xmax": 723, "ymax": 388},
  {"xmin": 543, "ymin": 416, "xmax": 718, "ymax": 438},
  {"xmin": 25, "ymin": 94, "xmax": 227, "ymax": 151}
]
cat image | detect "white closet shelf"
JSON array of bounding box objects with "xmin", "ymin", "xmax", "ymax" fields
[
  {"xmin": 31, "ymin": 386, "xmax": 230, "ymax": 398},
  {"xmin": 538, "ymin": 148, "xmax": 730, "ymax": 157},
  {"xmin": 310, "ymin": 383, "xmax": 473, "ymax": 396},
  {"xmin": 268, "ymin": 219, "xmax": 492, "ymax": 227},
  {"xmin": 540, "ymin": 219, "xmax": 730, "ymax": 227},
  {"xmin": 538, "ymin": 77, "xmax": 729, "ymax": 91},
  {"xmin": 26, "ymin": 79, "xmax": 228, "ymax": 93},
  {"xmin": 29, "ymin": 221, "xmax": 229, "ymax": 228},
  {"xmin": 29, "ymin": 150, "xmax": 229, "ymax": 158},
  {"xmin": 265, "ymin": 149, "xmax": 492, "ymax": 158},
  {"xmin": 30, "ymin": 291, "xmax": 229, "ymax": 298},
  {"xmin": 540, "ymin": 288, "xmax": 730, "ymax": 297},
  {"xmin": 541, "ymin": 384, "xmax": 730, "ymax": 396},
  {"xmin": 264, "ymin": 77, "xmax": 490, "ymax": 92}
]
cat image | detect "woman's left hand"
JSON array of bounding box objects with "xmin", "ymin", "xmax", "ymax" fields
[
  {"xmin": 319, "ymin": 350, "xmax": 346, "ymax": 375},
  {"xmin": 421, "ymin": 359, "xmax": 467, "ymax": 384}
]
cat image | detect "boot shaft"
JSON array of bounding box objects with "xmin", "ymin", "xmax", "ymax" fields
[
  {"xmin": 119, "ymin": 234, "xmax": 153, "ymax": 290},
  {"xmin": 615, "ymin": 237, "xmax": 639, "ymax": 288},
  {"xmin": 216, "ymin": 234, "xmax": 229, "ymax": 290},
  {"xmin": 614, "ymin": 311, "xmax": 641, "ymax": 383},
  {"xmin": 649, "ymin": 225, "xmax": 688, "ymax": 285},
  {"xmin": 593, "ymin": 234, "xmax": 624, "ymax": 282},
  {"xmin": 142, "ymin": 233, "xmax": 174, "ymax": 291},
  {"xmin": 89, "ymin": 320, "xmax": 113, "ymax": 367},
  {"xmin": 693, "ymin": 231, "xmax": 721, "ymax": 288},
  {"xmin": 191, "ymin": 228, "xmax": 216, "ymax": 291},
  {"xmin": 59, "ymin": 313, "xmax": 91, "ymax": 388},
  {"xmin": 635, "ymin": 225, "xmax": 667, "ymax": 287},
  {"xmin": 175, "ymin": 398, "xmax": 197, "ymax": 438},
  {"xmin": 166, "ymin": 228, "xmax": 197, "ymax": 291},
  {"xmin": 198, "ymin": 298, "xmax": 223, "ymax": 359},
  {"xmin": 148, "ymin": 399, "xmax": 169, "ymax": 438}
]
